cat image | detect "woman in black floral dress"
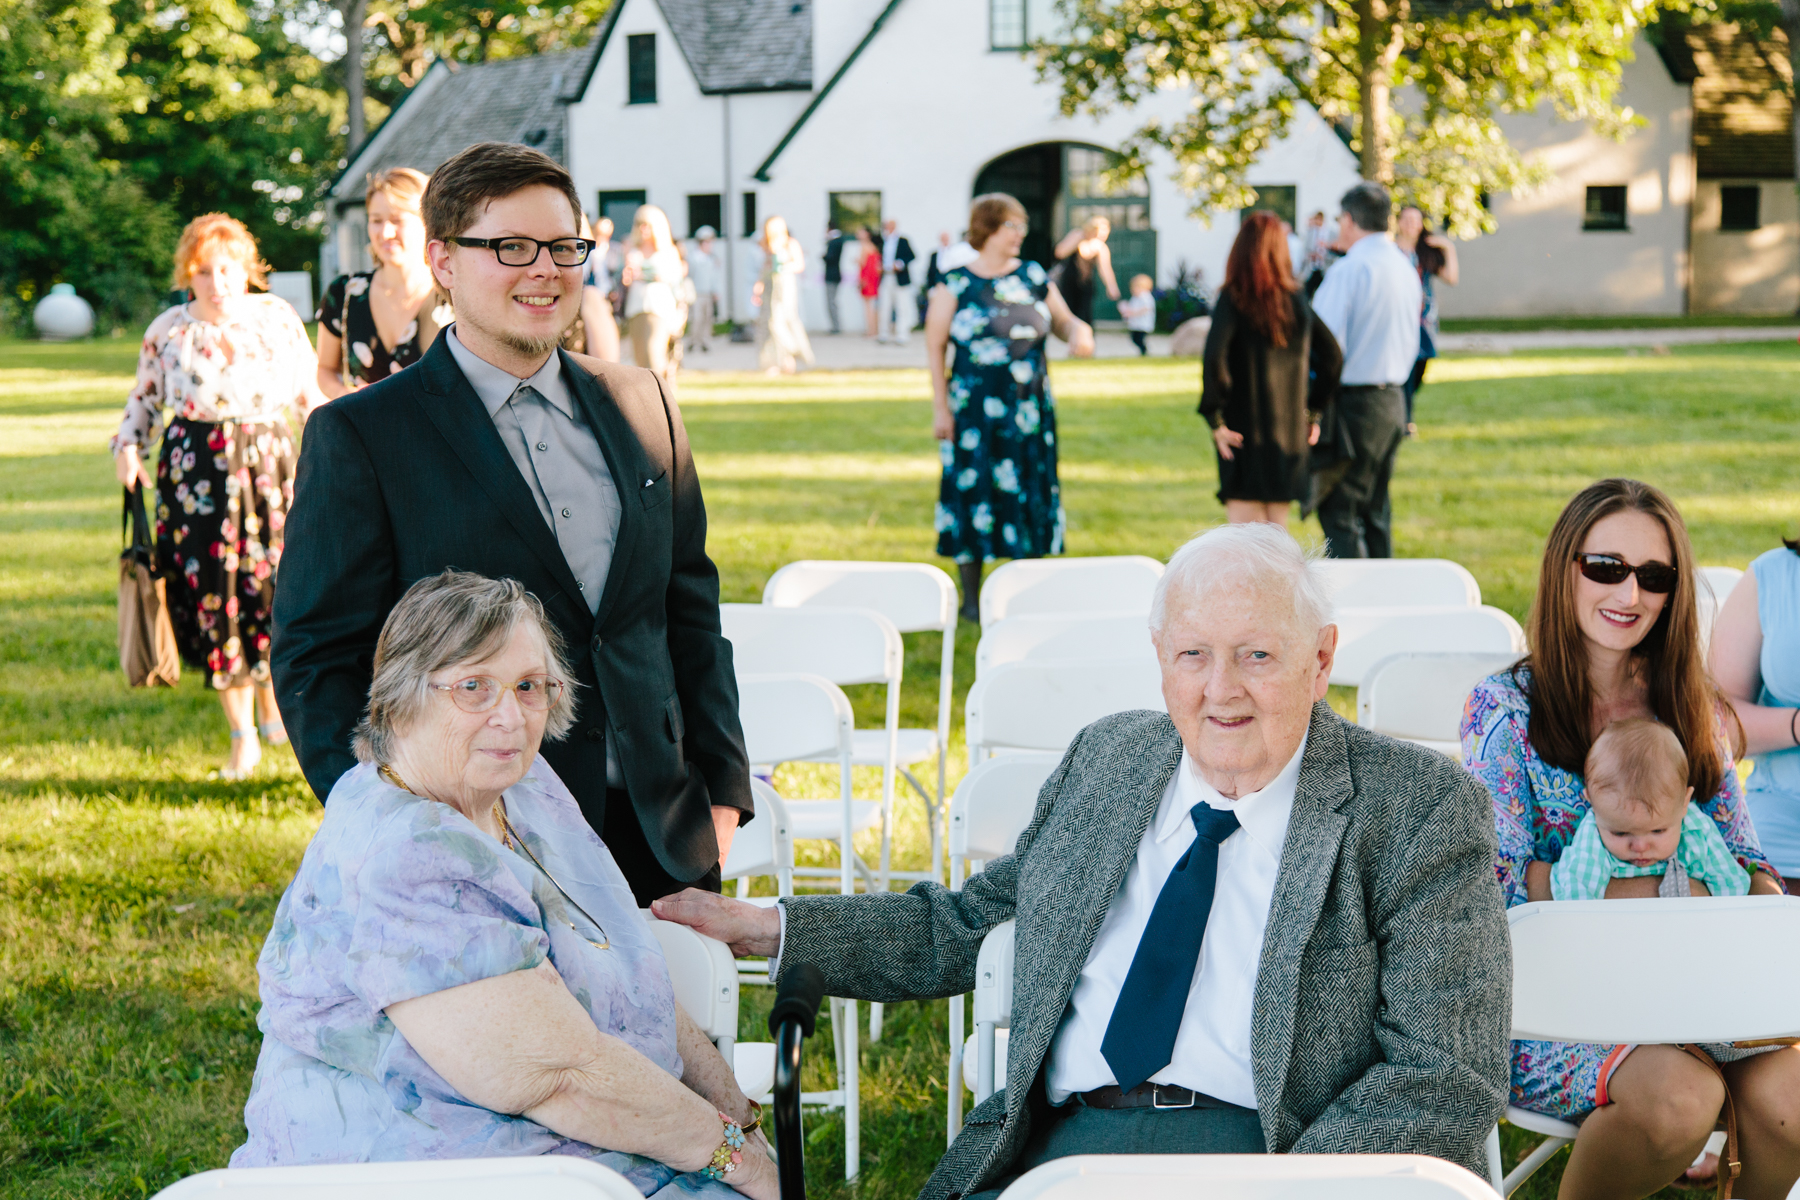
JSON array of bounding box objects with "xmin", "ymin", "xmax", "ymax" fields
[
  {"xmin": 111, "ymin": 214, "xmax": 325, "ymax": 779},
  {"xmin": 316, "ymin": 168, "xmax": 450, "ymax": 395},
  {"xmin": 924, "ymin": 193, "xmax": 1095, "ymax": 622}
]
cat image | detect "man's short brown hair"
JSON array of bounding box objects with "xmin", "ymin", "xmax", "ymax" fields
[
  {"xmin": 421, "ymin": 141, "xmax": 583, "ymax": 246},
  {"xmin": 968, "ymin": 193, "xmax": 1027, "ymax": 250}
]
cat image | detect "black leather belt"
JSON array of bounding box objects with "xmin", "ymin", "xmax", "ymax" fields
[{"xmin": 1077, "ymin": 1083, "xmax": 1237, "ymax": 1110}]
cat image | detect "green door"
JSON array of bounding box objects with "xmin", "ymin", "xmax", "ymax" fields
[{"xmin": 1061, "ymin": 147, "xmax": 1154, "ymax": 324}]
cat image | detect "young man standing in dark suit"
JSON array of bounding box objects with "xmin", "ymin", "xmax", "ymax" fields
[
  {"xmin": 272, "ymin": 141, "xmax": 751, "ymax": 903},
  {"xmin": 822, "ymin": 224, "xmax": 847, "ymax": 334}
]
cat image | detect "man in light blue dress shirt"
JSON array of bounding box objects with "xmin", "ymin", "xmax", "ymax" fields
[{"xmin": 1309, "ymin": 183, "xmax": 1422, "ymax": 558}]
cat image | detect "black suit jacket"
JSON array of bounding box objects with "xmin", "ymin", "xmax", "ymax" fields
[
  {"xmin": 271, "ymin": 336, "xmax": 751, "ymax": 882},
  {"xmin": 823, "ymin": 233, "xmax": 848, "ymax": 284},
  {"xmin": 891, "ymin": 235, "xmax": 916, "ymax": 287}
]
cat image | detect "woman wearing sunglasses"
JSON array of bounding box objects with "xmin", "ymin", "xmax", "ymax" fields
[
  {"xmin": 234, "ymin": 570, "xmax": 773, "ymax": 1196},
  {"xmin": 1461, "ymin": 478, "xmax": 1797, "ymax": 1200}
]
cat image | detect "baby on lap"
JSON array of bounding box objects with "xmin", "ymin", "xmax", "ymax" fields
[{"xmin": 1533, "ymin": 718, "xmax": 1750, "ymax": 901}]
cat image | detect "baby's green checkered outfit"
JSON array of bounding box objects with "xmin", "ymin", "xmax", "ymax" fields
[{"xmin": 1551, "ymin": 803, "xmax": 1751, "ymax": 900}]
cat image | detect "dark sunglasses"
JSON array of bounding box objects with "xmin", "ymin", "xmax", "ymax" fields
[{"xmin": 1573, "ymin": 553, "xmax": 1678, "ymax": 594}]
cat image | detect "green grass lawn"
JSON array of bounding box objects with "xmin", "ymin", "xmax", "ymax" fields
[
  {"xmin": 1439, "ymin": 313, "xmax": 1800, "ymax": 332},
  {"xmin": 3, "ymin": 334, "xmax": 1798, "ymax": 1199}
]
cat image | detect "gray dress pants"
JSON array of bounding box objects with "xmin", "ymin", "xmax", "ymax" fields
[{"xmin": 1317, "ymin": 384, "xmax": 1406, "ymax": 559}]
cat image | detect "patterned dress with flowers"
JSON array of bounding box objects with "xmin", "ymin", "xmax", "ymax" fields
[
  {"xmin": 935, "ymin": 261, "xmax": 1064, "ymax": 564},
  {"xmin": 317, "ymin": 271, "xmax": 449, "ymax": 386},
  {"xmin": 1461, "ymin": 666, "xmax": 1780, "ymax": 1118},
  {"xmin": 112, "ymin": 297, "xmax": 319, "ymax": 689}
]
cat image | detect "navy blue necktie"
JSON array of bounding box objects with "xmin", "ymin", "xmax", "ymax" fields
[{"xmin": 1099, "ymin": 803, "xmax": 1241, "ymax": 1093}]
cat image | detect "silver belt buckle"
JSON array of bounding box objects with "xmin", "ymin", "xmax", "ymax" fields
[{"xmin": 1151, "ymin": 1084, "xmax": 1197, "ymax": 1109}]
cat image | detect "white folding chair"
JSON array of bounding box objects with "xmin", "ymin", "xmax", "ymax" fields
[
  {"xmin": 945, "ymin": 755, "xmax": 1059, "ymax": 1139},
  {"xmin": 151, "ymin": 1156, "xmax": 645, "ymax": 1199},
  {"xmin": 1696, "ymin": 565, "xmax": 1744, "ymax": 657},
  {"xmin": 1357, "ymin": 652, "xmax": 1523, "ymax": 757},
  {"xmin": 974, "ymin": 612, "xmax": 1156, "ymax": 679},
  {"xmin": 1489, "ymin": 897, "xmax": 1800, "ymax": 1196},
  {"xmin": 965, "ymin": 658, "xmax": 1166, "ymax": 762},
  {"xmin": 1330, "ymin": 606, "xmax": 1526, "ymax": 688},
  {"xmin": 734, "ymin": 672, "xmax": 867, "ymax": 896},
  {"xmin": 724, "ymin": 604, "xmax": 922, "ymax": 893},
  {"xmin": 1315, "ymin": 558, "xmax": 1483, "ymax": 609},
  {"xmin": 642, "ymin": 917, "xmax": 776, "ymax": 1101},
  {"xmin": 721, "ymin": 778, "xmax": 795, "ymax": 987},
  {"xmin": 763, "ymin": 561, "xmax": 958, "ymax": 881},
  {"xmin": 968, "ymin": 919, "xmax": 1016, "ymax": 1107},
  {"xmin": 997, "ymin": 1153, "xmax": 1499, "ymax": 1200},
  {"xmin": 979, "ymin": 556, "xmax": 1165, "ymax": 628}
]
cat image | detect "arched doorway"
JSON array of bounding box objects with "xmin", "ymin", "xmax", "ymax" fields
[{"xmin": 971, "ymin": 142, "xmax": 1156, "ymax": 322}]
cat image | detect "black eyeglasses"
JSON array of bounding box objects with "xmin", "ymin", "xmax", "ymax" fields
[
  {"xmin": 1573, "ymin": 554, "xmax": 1678, "ymax": 594},
  {"xmin": 449, "ymin": 236, "xmax": 593, "ymax": 267}
]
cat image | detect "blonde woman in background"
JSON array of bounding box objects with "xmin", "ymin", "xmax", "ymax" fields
[
  {"xmin": 111, "ymin": 214, "xmax": 326, "ymax": 778},
  {"xmin": 752, "ymin": 215, "xmax": 813, "ymax": 375},
  {"xmin": 561, "ymin": 211, "xmax": 621, "ymax": 361},
  {"xmin": 317, "ymin": 168, "xmax": 449, "ymax": 395},
  {"xmin": 620, "ymin": 204, "xmax": 686, "ymax": 378}
]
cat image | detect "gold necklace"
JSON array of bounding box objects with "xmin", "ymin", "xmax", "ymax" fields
[{"xmin": 378, "ymin": 764, "xmax": 610, "ymax": 950}]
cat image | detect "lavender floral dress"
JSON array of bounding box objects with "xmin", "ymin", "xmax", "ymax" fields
[
  {"xmin": 1461, "ymin": 666, "xmax": 1779, "ymax": 1119},
  {"xmin": 232, "ymin": 757, "xmax": 735, "ymax": 1200}
]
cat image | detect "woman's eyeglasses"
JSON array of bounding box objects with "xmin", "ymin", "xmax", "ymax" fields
[
  {"xmin": 448, "ymin": 236, "xmax": 593, "ymax": 267},
  {"xmin": 1573, "ymin": 554, "xmax": 1678, "ymax": 594},
  {"xmin": 432, "ymin": 675, "xmax": 566, "ymax": 713},
  {"xmin": 1002, "ymin": 219, "xmax": 1029, "ymax": 233}
]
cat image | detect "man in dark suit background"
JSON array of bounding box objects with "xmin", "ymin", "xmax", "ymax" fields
[
  {"xmin": 822, "ymin": 224, "xmax": 847, "ymax": 334},
  {"xmin": 878, "ymin": 218, "xmax": 916, "ymax": 345},
  {"xmin": 272, "ymin": 141, "xmax": 751, "ymax": 902}
]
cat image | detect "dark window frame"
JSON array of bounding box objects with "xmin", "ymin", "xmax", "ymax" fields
[
  {"xmin": 1582, "ymin": 185, "xmax": 1629, "ymax": 232},
  {"xmin": 627, "ymin": 33, "xmax": 657, "ymax": 105},
  {"xmin": 990, "ymin": 0, "xmax": 1025, "ymax": 49},
  {"xmin": 741, "ymin": 191, "xmax": 758, "ymax": 239},
  {"xmin": 686, "ymin": 194, "xmax": 722, "ymax": 239},
  {"xmin": 1719, "ymin": 184, "xmax": 1761, "ymax": 232}
]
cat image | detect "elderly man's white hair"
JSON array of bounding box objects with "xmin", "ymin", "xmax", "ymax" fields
[{"xmin": 1148, "ymin": 524, "xmax": 1331, "ymax": 635}]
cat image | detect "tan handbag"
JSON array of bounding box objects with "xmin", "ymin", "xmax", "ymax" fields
[{"xmin": 118, "ymin": 486, "xmax": 180, "ymax": 688}]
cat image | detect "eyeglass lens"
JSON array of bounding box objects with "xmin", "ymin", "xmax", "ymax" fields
[
  {"xmin": 442, "ymin": 675, "xmax": 563, "ymax": 712},
  {"xmin": 494, "ymin": 238, "xmax": 590, "ymax": 267},
  {"xmin": 1574, "ymin": 555, "xmax": 1677, "ymax": 594}
]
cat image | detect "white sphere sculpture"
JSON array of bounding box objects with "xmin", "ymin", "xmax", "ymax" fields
[{"xmin": 34, "ymin": 283, "xmax": 95, "ymax": 341}]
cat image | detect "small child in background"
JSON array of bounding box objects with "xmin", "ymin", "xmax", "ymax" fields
[
  {"xmin": 1534, "ymin": 718, "xmax": 1750, "ymax": 901},
  {"xmin": 1116, "ymin": 274, "xmax": 1156, "ymax": 355}
]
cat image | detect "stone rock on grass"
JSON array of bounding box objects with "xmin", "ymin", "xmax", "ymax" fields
[{"xmin": 1168, "ymin": 316, "xmax": 1212, "ymax": 357}]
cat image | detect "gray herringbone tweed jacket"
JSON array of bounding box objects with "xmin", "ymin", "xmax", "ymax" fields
[{"xmin": 779, "ymin": 702, "xmax": 1510, "ymax": 1197}]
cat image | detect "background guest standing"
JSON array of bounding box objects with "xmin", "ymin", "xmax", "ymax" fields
[
  {"xmin": 752, "ymin": 215, "xmax": 813, "ymax": 375},
  {"xmin": 927, "ymin": 193, "xmax": 1094, "ymax": 623},
  {"xmin": 572, "ymin": 212, "xmax": 621, "ymax": 363},
  {"xmin": 1051, "ymin": 216, "xmax": 1120, "ymax": 325},
  {"xmin": 856, "ymin": 226, "xmax": 882, "ymax": 337},
  {"xmin": 1309, "ymin": 182, "xmax": 1421, "ymax": 559},
  {"xmin": 683, "ymin": 226, "xmax": 721, "ymax": 355},
  {"xmin": 1394, "ymin": 204, "xmax": 1459, "ymax": 435},
  {"xmin": 1116, "ymin": 274, "xmax": 1157, "ymax": 355},
  {"xmin": 821, "ymin": 224, "xmax": 848, "ymax": 334},
  {"xmin": 111, "ymin": 213, "xmax": 325, "ymax": 779},
  {"xmin": 316, "ymin": 169, "xmax": 446, "ymax": 396},
  {"xmin": 621, "ymin": 205, "xmax": 686, "ymax": 380},
  {"xmin": 878, "ymin": 218, "xmax": 916, "ymax": 346},
  {"xmin": 1200, "ymin": 213, "xmax": 1342, "ymax": 526}
]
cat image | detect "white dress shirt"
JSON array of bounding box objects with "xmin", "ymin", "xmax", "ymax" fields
[
  {"xmin": 882, "ymin": 232, "xmax": 900, "ymax": 273},
  {"xmin": 1044, "ymin": 734, "xmax": 1304, "ymax": 1109},
  {"xmin": 1310, "ymin": 234, "xmax": 1422, "ymax": 386}
]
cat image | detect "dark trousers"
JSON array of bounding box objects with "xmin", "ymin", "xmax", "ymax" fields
[
  {"xmin": 1402, "ymin": 356, "xmax": 1429, "ymax": 426},
  {"xmin": 600, "ymin": 786, "xmax": 722, "ymax": 904},
  {"xmin": 1129, "ymin": 330, "xmax": 1148, "ymax": 355},
  {"xmin": 824, "ymin": 280, "xmax": 841, "ymax": 334},
  {"xmin": 968, "ymin": 1098, "xmax": 1265, "ymax": 1200},
  {"xmin": 1317, "ymin": 384, "xmax": 1406, "ymax": 559}
]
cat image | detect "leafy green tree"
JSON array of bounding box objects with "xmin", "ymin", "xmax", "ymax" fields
[{"xmin": 1037, "ymin": 0, "xmax": 1684, "ymax": 235}]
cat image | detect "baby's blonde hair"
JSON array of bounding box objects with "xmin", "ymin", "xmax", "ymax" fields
[
  {"xmin": 1130, "ymin": 273, "xmax": 1153, "ymax": 292},
  {"xmin": 1585, "ymin": 719, "xmax": 1689, "ymax": 815}
]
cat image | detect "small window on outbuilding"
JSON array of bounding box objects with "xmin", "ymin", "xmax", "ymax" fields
[
  {"xmin": 741, "ymin": 192, "xmax": 758, "ymax": 239},
  {"xmin": 627, "ymin": 34, "xmax": 657, "ymax": 105},
  {"xmin": 1719, "ymin": 185, "xmax": 1761, "ymax": 232},
  {"xmin": 1583, "ymin": 185, "xmax": 1628, "ymax": 232},
  {"xmin": 687, "ymin": 194, "xmax": 722, "ymax": 239},
  {"xmin": 991, "ymin": 0, "xmax": 1025, "ymax": 48}
]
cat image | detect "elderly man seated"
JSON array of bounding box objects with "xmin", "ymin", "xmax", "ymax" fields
[
  {"xmin": 233, "ymin": 570, "xmax": 775, "ymax": 1200},
  {"xmin": 658, "ymin": 524, "xmax": 1510, "ymax": 1196}
]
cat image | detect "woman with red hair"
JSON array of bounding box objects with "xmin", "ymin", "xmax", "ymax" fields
[{"xmin": 1198, "ymin": 212, "xmax": 1342, "ymax": 524}]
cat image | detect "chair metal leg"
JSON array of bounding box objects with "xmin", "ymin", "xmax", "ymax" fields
[
  {"xmin": 1502, "ymin": 1134, "xmax": 1572, "ymax": 1196},
  {"xmin": 947, "ymin": 993, "xmax": 965, "ymax": 1144},
  {"xmin": 842, "ymin": 997, "xmax": 860, "ymax": 1180},
  {"xmin": 870, "ymin": 1001, "xmax": 883, "ymax": 1042},
  {"xmin": 1485, "ymin": 1125, "xmax": 1503, "ymax": 1195}
]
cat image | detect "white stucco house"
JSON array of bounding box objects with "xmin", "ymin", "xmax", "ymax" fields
[{"xmin": 323, "ymin": 2, "xmax": 1796, "ymax": 321}]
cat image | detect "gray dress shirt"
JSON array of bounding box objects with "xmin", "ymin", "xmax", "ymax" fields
[{"xmin": 445, "ymin": 327, "xmax": 624, "ymax": 784}]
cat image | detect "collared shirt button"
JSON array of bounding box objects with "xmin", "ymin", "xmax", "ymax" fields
[
  {"xmin": 577, "ymin": 581, "xmax": 584, "ymax": 590},
  {"xmin": 536, "ymin": 441, "xmax": 548, "ymax": 451},
  {"xmin": 561, "ymin": 507, "xmax": 572, "ymax": 518}
]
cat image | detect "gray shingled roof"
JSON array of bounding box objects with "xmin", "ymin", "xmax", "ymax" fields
[{"xmin": 657, "ymin": 0, "xmax": 812, "ymax": 93}]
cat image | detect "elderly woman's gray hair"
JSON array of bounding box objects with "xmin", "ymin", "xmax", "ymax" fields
[
  {"xmin": 352, "ymin": 570, "xmax": 578, "ymax": 764},
  {"xmin": 1148, "ymin": 524, "xmax": 1332, "ymax": 635}
]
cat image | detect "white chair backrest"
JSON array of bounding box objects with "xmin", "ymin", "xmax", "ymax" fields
[
  {"xmin": 996, "ymin": 1153, "xmax": 1499, "ymax": 1200},
  {"xmin": 950, "ymin": 754, "xmax": 1060, "ymax": 860},
  {"xmin": 722, "ymin": 778, "xmax": 794, "ymax": 880},
  {"xmin": 966, "ymin": 658, "xmax": 1167, "ymax": 755},
  {"xmin": 1509, "ymin": 897, "xmax": 1800, "ymax": 1044},
  {"xmin": 721, "ymin": 603, "xmax": 902, "ymax": 685},
  {"xmin": 763, "ymin": 560, "xmax": 957, "ymax": 633},
  {"xmin": 1330, "ymin": 605, "xmax": 1525, "ymax": 688},
  {"xmin": 1697, "ymin": 565, "xmax": 1744, "ymax": 608},
  {"xmin": 973, "ymin": 919, "xmax": 1016, "ymax": 1028},
  {"xmin": 1358, "ymin": 652, "xmax": 1522, "ymax": 743},
  {"xmin": 735, "ymin": 673, "xmax": 854, "ymax": 764},
  {"xmin": 975, "ymin": 612, "xmax": 1155, "ymax": 679},
  {"xmin": 151, "ymin": 1157, "xmax": 645, "ymax": 1200},
  {"xmin": 644, "ymin": 918, "xmax": 739, "ymax": 1043},
  {"xmin": 1315, "ymin": 558, "xmax": 1482, "ymax": 609},
  {"xmin": 979, "ymin": 556, "xmax": 1164, "ymax": 628}
]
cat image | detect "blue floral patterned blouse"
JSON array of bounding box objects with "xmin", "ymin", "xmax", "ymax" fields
[{"xmin": 231, "ymin": 758, "xmax": 734, "ymax": 1199}]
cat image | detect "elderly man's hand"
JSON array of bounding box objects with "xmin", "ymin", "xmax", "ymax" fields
[{"xmin": 652, "ymin": 889, "xmax": 782, "ymax": 958}]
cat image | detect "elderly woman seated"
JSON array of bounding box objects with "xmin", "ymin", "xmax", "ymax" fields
[{"xmin": 232, "ymin": 570, "xmax": 773, "ymax": 1199}]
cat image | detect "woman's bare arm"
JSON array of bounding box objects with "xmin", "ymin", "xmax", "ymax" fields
[
  {"xmin": 315, "ymin": 326, "xmax": 351, "ymax": 399},
  {"xmin": 1045, "ymin": 283, "xmax": 1094, "ymax": 358},
  {"xmin": 1709, "ymin": 570, "xmax": 1799, "ymax": 757},
  {"xmin": 1053, "ymin": 228, "xmax": 1084, "ymax": 260},
  {"xmin": 1428, "ymin": 233, "xmax": 1460, "ymax": 287},
  {"xmin": 1095, "ymin": 243, "xmax": 1120, "ymax": 301},
  {"xmin": 387, "ymin": 962, "xmax": 775, "ymax": 1200},
  {"xmin": 925, "ymin": 284, "xmax": 956, "ymax": 438}
]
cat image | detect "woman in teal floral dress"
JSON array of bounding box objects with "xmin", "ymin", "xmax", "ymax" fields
[{"xmin": 925, "ymin": 193, "xmax": 1095, "ymax": 621}]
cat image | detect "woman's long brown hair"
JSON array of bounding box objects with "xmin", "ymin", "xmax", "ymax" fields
[
  {"xmin": 1521, "ymin": 478, "xmax": 1728, "ymax": 796},
  {"xmin": 1223, "ymin": 211, "xmax": 1298, "ymax": 348}
]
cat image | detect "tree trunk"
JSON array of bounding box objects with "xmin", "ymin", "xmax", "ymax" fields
[
  {"xmin": 340, "ymin": 0, "xmax": 369, "ymax": 151},
  {"xmin": 1352, "ymin": 0, "xmax": 1408, "ymax": 184}
]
